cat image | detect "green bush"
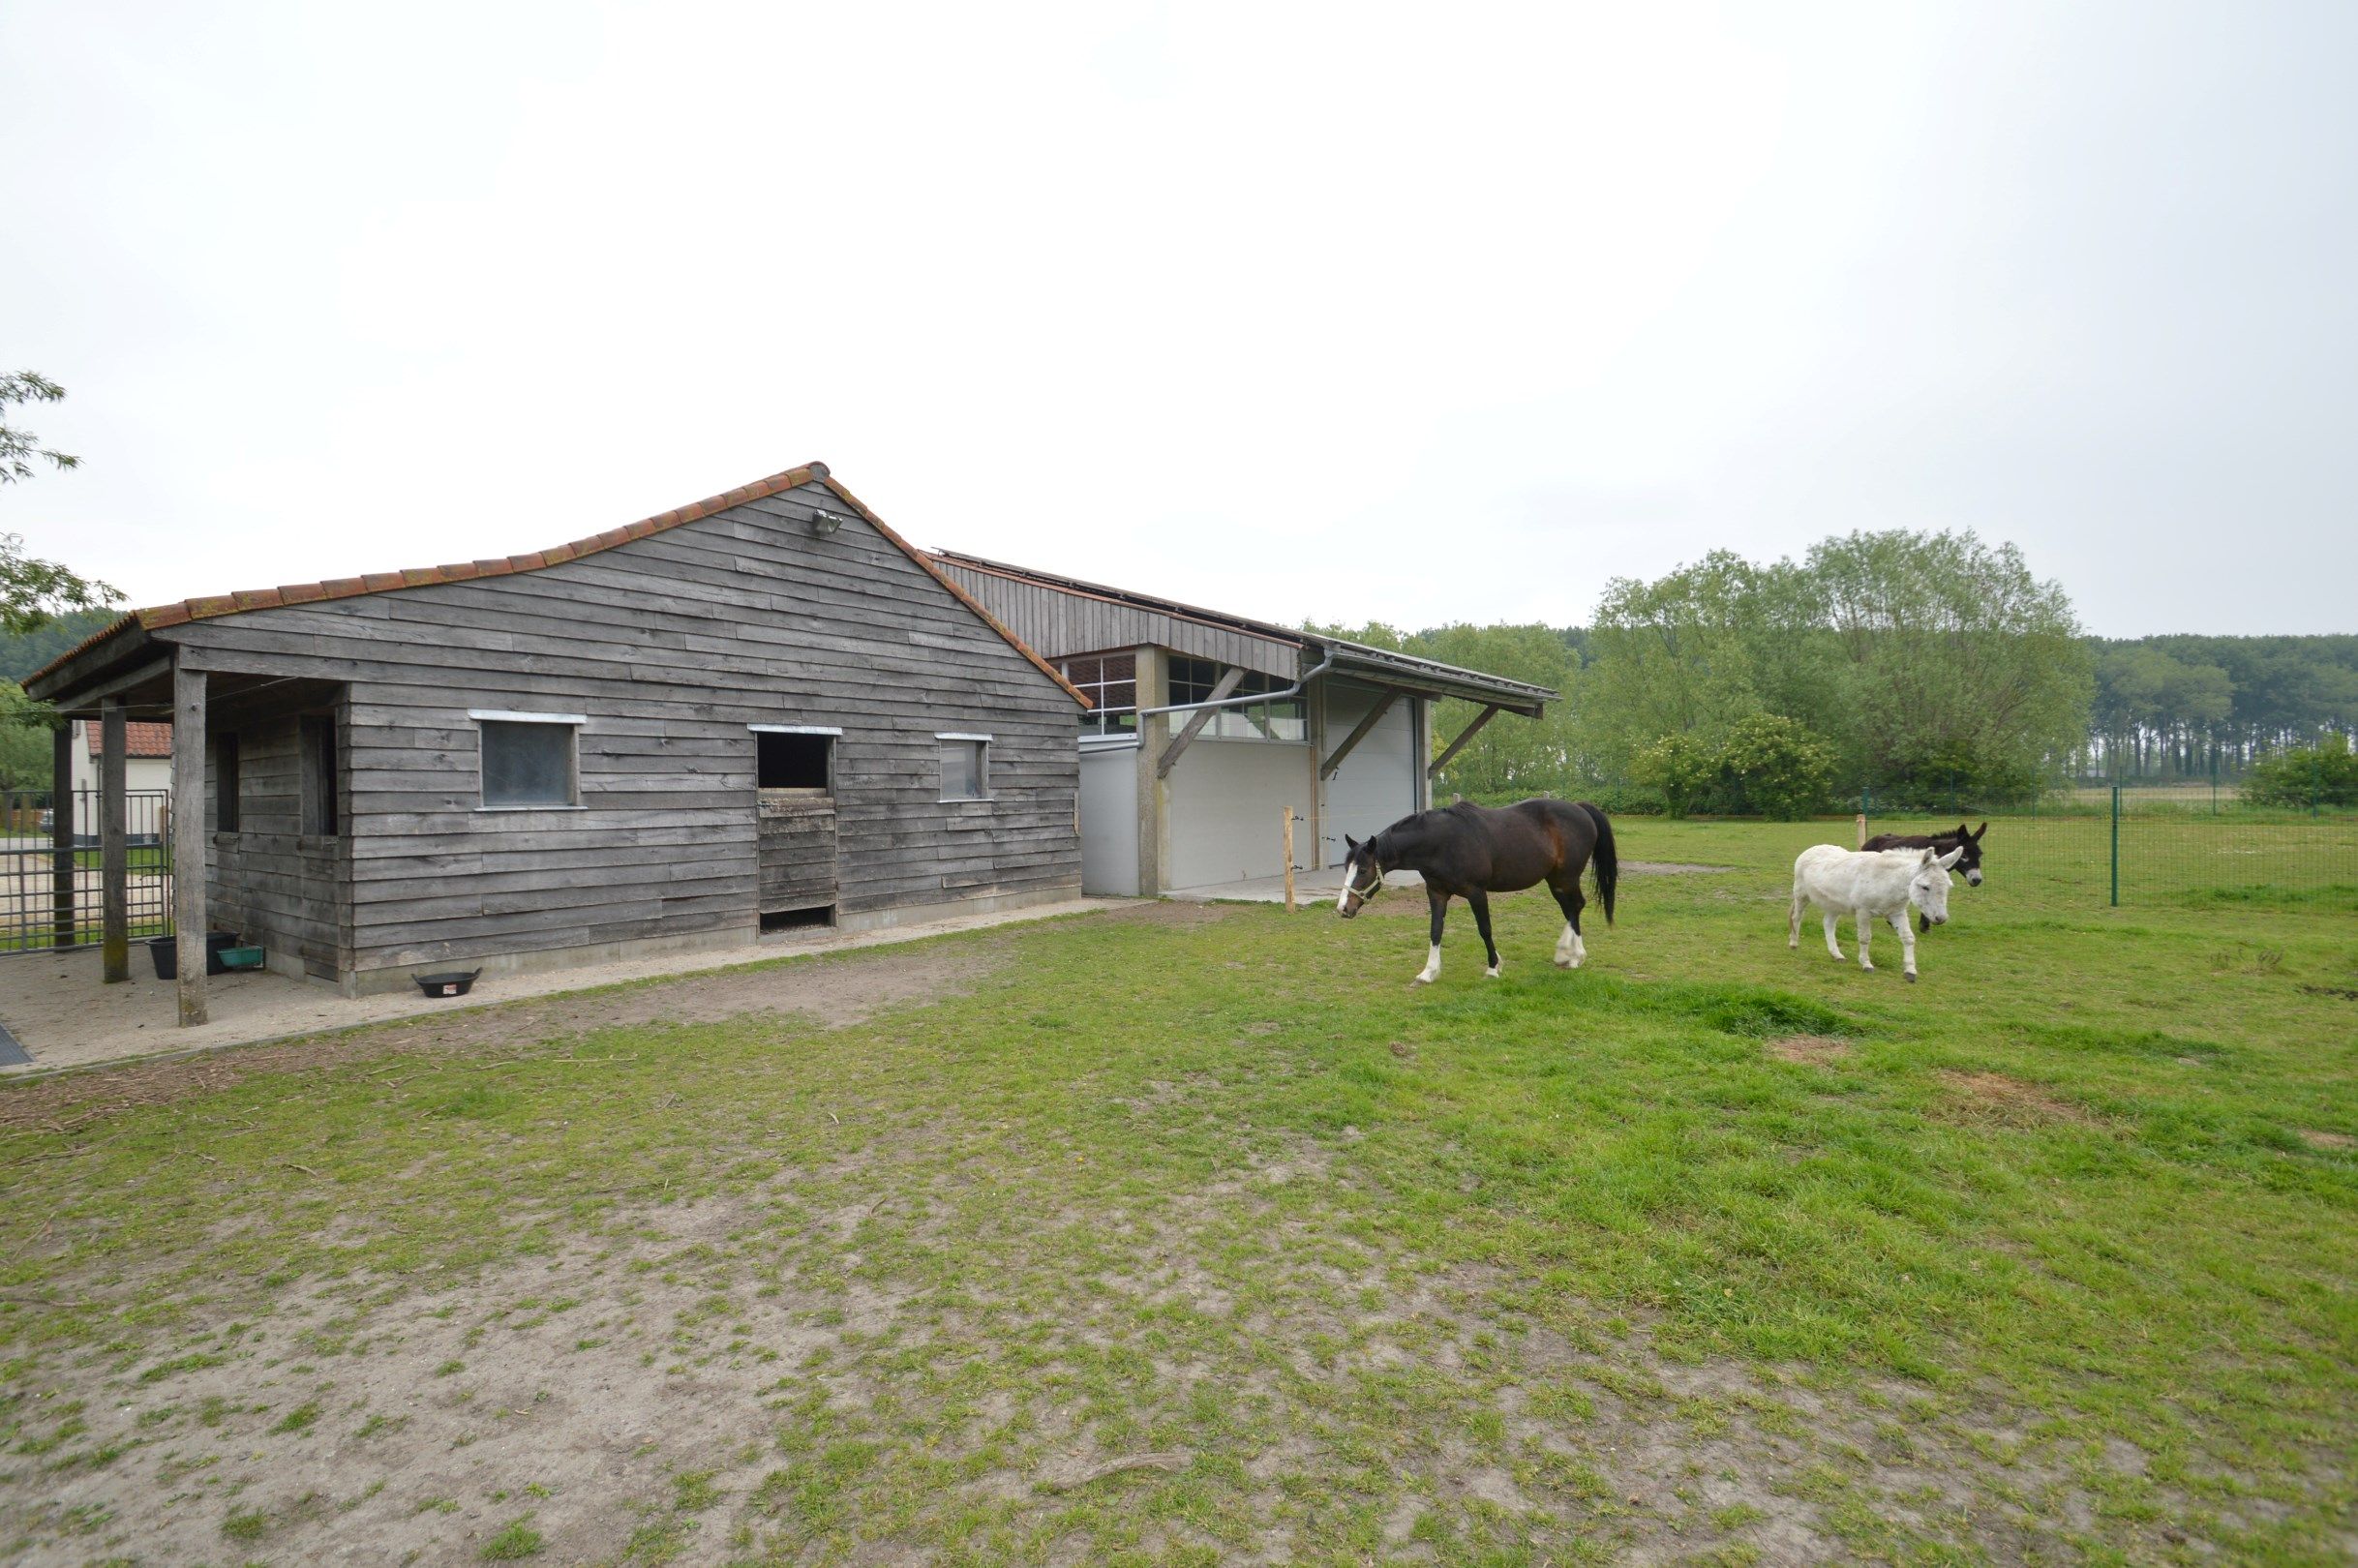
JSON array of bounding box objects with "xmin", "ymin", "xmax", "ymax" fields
[
  {"xmin": 2243, "ymin": 733, "xmax": 2358, "ymax": 809},
  {"xmin": 1631, "ymin": 733, "xmax": 1719, "ymax": 820},
  {"xmin": 1716, "ymin": 713, "xmax": 1836, "ymax": 819},
  {"xmin": 1574, "ymin": 782, "xmax": 1668, "ymax": 816}
]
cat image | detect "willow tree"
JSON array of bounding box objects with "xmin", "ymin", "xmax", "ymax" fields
[{"xmin": 1806, "ymin": 530, "xmax": 2089, "ymax": 799}]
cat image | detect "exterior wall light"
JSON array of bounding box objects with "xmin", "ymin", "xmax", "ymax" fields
[{"xmin": 806, "ymin": 510, "xmax": 849, "ymax": 537}]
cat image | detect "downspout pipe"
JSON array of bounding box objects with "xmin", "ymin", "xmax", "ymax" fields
[{"xmin": 1134, "ymin": 647, "xmax": 1338, "ymax": 718}]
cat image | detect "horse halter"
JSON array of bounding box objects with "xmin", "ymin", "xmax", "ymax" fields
[{"xmin": 1341, "ymin": 847, "xmax": 1386, "ymax": 912}]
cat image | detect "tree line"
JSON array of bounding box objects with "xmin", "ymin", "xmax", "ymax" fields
[
  {"xmin": 1319, "ymin": 532, "xmax": 2355, "ymax": 816},
  {"xmin": 2083, "ymin": 634, "xmax": 2358, "ymax": 781}
]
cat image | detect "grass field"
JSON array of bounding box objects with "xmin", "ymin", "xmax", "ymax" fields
[{"xmin": 1, "ymin": 822, "xmax": 2352, "ymax": 1565}]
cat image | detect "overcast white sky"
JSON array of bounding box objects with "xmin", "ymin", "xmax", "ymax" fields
[{"xmin": 4, "ymin": 1, "xmax": 2352, "ymax": 639}]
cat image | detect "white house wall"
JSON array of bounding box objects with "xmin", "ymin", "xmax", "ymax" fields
[{"xmin": 68, "ymin": 724, "xmax": 172, "ymax": 796}]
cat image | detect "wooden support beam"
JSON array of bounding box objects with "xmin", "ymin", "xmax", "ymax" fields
[
  {"xmin": 64, "ymin": 655, "xmax": 172, "ymax": 710},
  {"xmin": 1426, "ymin": 704, "xmax": 1502, "ymax": 779},
  {"xmin": 1155, "ymin": 665, "xmax": 1246, "ymax": 779},
  {"xmin": 1320, "ymin": 691, "xmax": 1398, "ymax": 780},
  {"xmin": 172, "ymin": 662, "xmax": 208, "ymax": 1027},
  {"xmin": 101, "ymin": 701, "xmax": 128, "ymax": 982},
  {"xmin": 50, "ymin": 722, "xmax": 75, "ymax": 950}
]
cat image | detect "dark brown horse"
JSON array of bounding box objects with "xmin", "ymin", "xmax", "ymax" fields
[
  {"xmin": 1860, "ymin": 821, "xmax": 1985, "ymax": 930},
  {"xmin": 1338, "ymin": 799, "xmax": 1617, "ymax": 984}
]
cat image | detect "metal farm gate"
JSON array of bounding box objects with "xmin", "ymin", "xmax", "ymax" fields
[{"xmin": 0, "ymin": 788, "xmax": 174, "ymax": 954}]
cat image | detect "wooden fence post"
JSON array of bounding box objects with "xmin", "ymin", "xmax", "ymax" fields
[{"xmin": 1282, "ymin": 808, "xmax": 1296, "ymax": 913}]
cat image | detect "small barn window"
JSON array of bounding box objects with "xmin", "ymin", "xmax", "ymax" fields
[
  {"xmin": 757, "ymin": 732, "xmax": 831, "ymax": 793},
  {"xmin": 213, "ymin": 733, "xmax": 241, "ymax": 834},
  {"xmin": 938, "ymin": 733, "xmax": 990, "ymax": 801},
  {"xmin": 474, "ymin": 712, "xmax": 582, "ymax": 808},
  {"xmin": 299, "ymin": 715, "xmax": 339, "ymax": 835}
]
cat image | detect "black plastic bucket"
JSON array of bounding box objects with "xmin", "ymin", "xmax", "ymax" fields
[{"xmin": 149, "ymin": 932, "xmax": 240, "ymax": 980}]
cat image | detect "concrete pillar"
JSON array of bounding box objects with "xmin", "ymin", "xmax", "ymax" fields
[
  {"xmin": 101, "ymin": 701, "xmax": 128, "ymax": 982},
  {"xmin": 172, "ymin": 662, "xmax": 208, "ymax": 1026}
]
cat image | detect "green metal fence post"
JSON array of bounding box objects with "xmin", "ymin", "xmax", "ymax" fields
[{"xmin": 2110, "ymin": 784, "xmax": 2121, "ymax": 907}]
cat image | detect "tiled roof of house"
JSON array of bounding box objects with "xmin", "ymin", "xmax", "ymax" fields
[
  {"xmin": 83, "ymin": 720, "xmax": 173, "ymax": 758},
  {"xmin": 29, "ymin": 464, "xmax": 1087, "ymax": 707}
]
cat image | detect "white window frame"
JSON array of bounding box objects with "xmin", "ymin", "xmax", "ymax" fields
[
  {"xmin": 936, "ymin": 733, "xmax": 992, "ymax": 802},
  {"xmin": 471, "ymin": 710, "xmax": 587, "ymax": 811}
]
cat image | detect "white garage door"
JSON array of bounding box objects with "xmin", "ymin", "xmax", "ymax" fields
[
  {"xmin": 1078, "ymin": 741, "xmax": 1140, "ymax": 896},
  {"xmin": 1164, "ymin": 739, "xmax": 1315, "ymax": 890},
  {"xmin": 1319, "ymin": 681, "xmax": 1419, "ymax": 866}
]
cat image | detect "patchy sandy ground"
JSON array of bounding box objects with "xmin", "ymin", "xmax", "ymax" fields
[{"xmin": 3, "ymin": 1156, "xmax": 2193, "ymax": 1568}]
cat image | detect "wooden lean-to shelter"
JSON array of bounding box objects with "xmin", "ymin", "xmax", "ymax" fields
[{"xmin": 25, "ymin": 463, "xmax": 1088, "ymax": 1018}]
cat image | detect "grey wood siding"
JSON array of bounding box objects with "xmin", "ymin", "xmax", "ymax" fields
[
  {"xmin": 934, "ymin": 562, "xmax": 1301, "ymax": 679},
  {"xmin": 163, "ymin": 481, "xmax": 1079, "ymax": 978}
]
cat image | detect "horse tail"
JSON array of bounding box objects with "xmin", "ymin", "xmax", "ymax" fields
[{"xmin": 1579, "ymin": 801, "xmax": 1617, "ymax": 925}]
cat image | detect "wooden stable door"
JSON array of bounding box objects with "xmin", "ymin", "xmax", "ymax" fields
[{"xmin": 754, "ymin": 728, "xmax": 838, "ymax": 926}]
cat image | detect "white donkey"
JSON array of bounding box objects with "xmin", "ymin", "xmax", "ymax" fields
[{"xmin": 1788, "ymin": 844, "xmax": 1963, "ymax": 982}]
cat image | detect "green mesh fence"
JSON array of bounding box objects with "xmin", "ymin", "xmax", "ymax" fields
[{"xmin": 1859, "ymin": 787, "xmax": 2358, "ymax": 914}]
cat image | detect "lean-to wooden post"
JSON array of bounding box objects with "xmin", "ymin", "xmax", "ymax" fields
[
  {"xmin": 172, "ymin": 662, "xmax": 208, "ymax": 1026},
  {"xmin": 100, "ymin": 700, "xmax": 128, "ymax": 982},
  {"xmin": 1156, "ymin": 666, "xmax": 1246, "ymax": 779},
  {"xmin": 50, "ymin": 722, "xmax": 75, "ymax": 950}
]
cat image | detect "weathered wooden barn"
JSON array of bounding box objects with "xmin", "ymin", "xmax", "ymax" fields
[
  {"xmin": 26, "ymin": 463, "xmax": 1089, "ymax": 1015},
  {"xmin": 926, "ymin": 554, "xmax": 1555, "ymax": 896}
]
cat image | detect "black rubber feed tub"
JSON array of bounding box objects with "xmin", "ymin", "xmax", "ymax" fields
[{"xmin": 412, "ymin": 969, "xmax": 482, "ymax": 999}]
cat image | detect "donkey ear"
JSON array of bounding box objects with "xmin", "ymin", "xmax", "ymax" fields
[
  {"xmin": 1973, "ymin": 822, "xmax": 1988, "ymax": 840},
  {"xmin": 1919, "ymin": 846, "xmax": 1939, "ymax": 866},
  {"xmin": 1936, "ymin": 846, "xmax": 1964, "ymax": 870}
]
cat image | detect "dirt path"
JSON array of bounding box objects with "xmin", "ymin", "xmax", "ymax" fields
[
  {"xmin": 0, "ymin": 896, "xmax": 1120, "ymax": 1080},
  {"xmin": 0, "ymin": 938, "xmax": 1012, "ymax": 1131}
]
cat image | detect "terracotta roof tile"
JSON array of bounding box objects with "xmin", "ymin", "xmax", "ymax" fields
[{"xmin": 84, "ymin": 720, "xmax": 173, "ymax": 758}]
